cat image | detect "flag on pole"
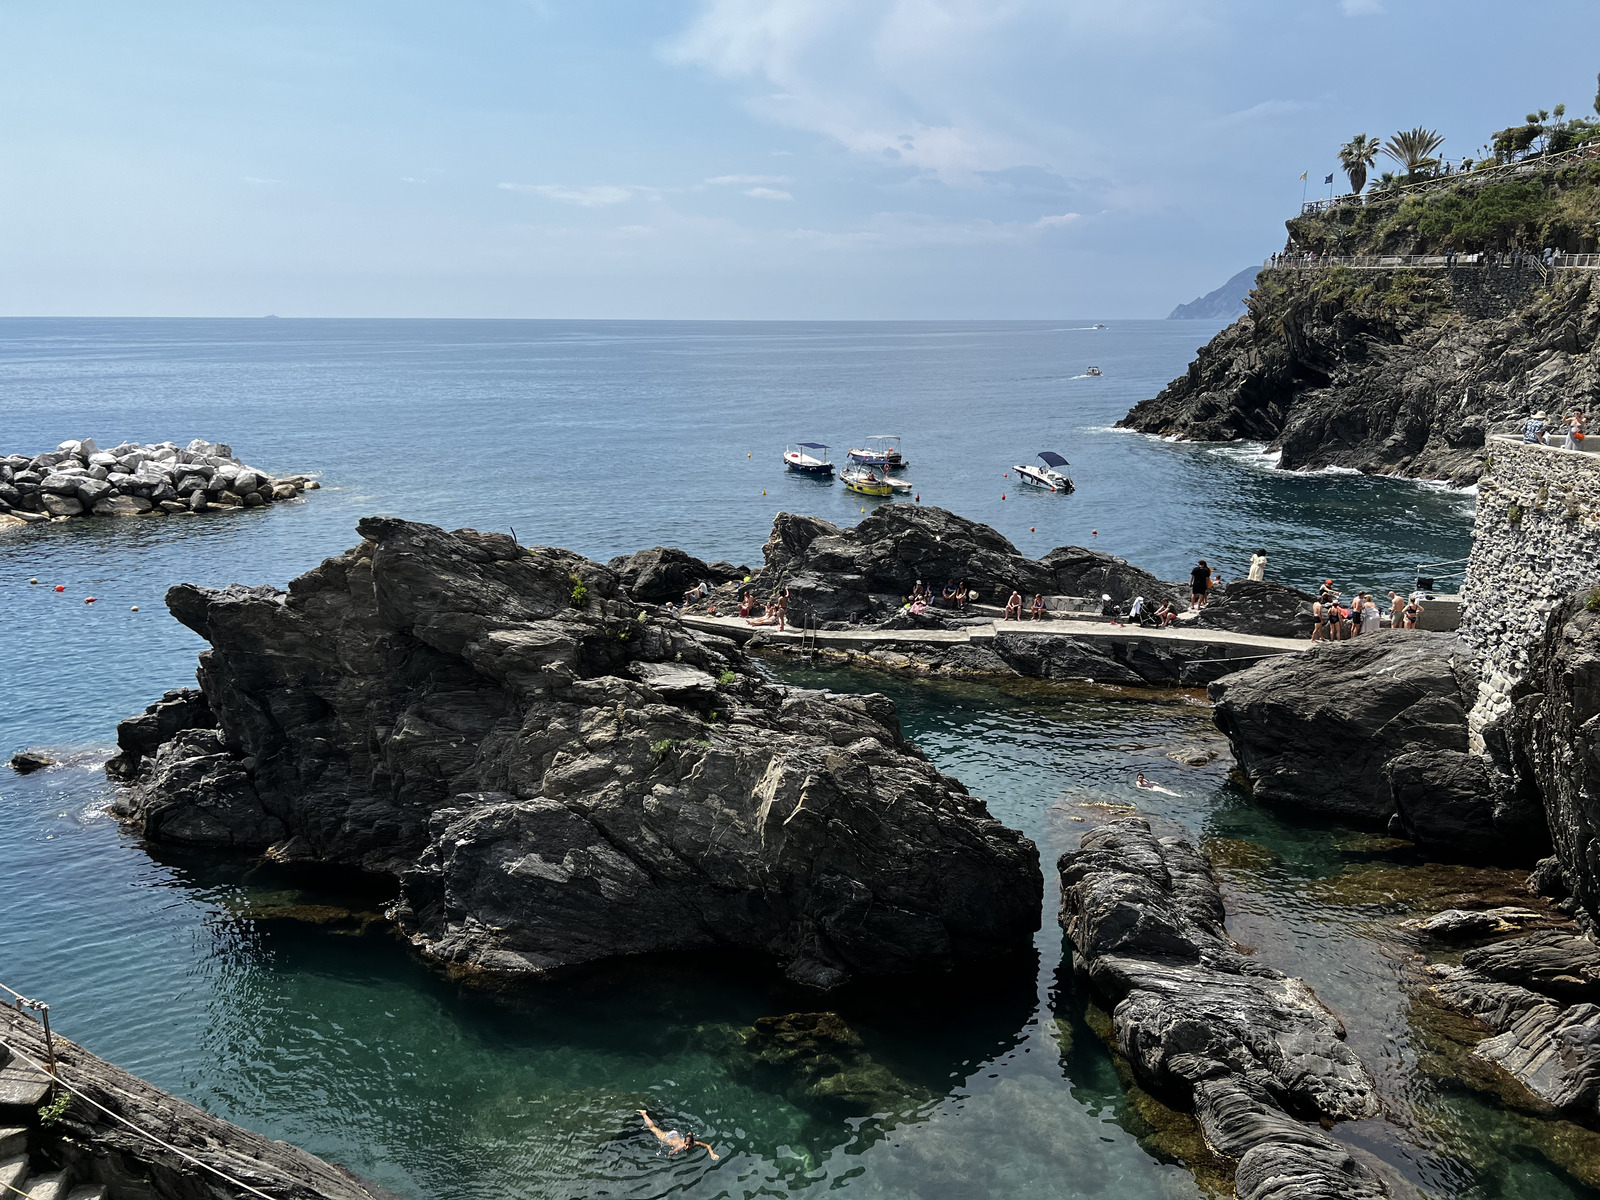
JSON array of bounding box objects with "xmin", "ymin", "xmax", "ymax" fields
[
  {"xmin": 1324, "ymin": 173, "xmax": 1335, "ymax": 184},
  {"xmin": 1299, "ymin": 171, "xmax": 1308, "ymax": 181}
]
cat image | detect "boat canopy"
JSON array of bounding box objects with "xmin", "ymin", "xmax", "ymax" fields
[
  {"xmin": 797, "ymin": 442, "xmax": 830, "ymax": 449},
  {"xmin": 1038, "ymin": 451, "xmax": 1070, "ymax": 467}
]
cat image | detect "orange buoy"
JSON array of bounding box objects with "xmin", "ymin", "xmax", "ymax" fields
[
  {"xmin": 54, "ymin": 585, "xmax": 64, "ymax": 592},
  {"xmin": 1092, "ymin": 529, "xmax": 1098, "ymax": 536},
  {"xmin": 762, "ymin": 490, "xmax": 766, "ymax": 495},
  {"xmin": 1030, "ymin": 526, "xmax": 1035, "ymax": 532},
  {"xmin": 84, "ymin": 597, "xmax": 96, "ymax": 604}
]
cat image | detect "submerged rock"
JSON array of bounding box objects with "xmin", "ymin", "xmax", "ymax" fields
[
  {"xmin": 719, "ymin": 1011, "xmax": 931, "ymax": 1115},
  {"xmin": 111, "ymin": 518, "xmax": 1043, "ymax": 989},
  {"xmin": 1058, "ymin": 818, "xmax": 1386, "ymax": 1200}
]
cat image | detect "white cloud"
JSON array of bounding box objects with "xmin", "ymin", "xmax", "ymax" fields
[
  {"xmin": 744, "ymin": 186, "xmax": 793, "ymax": 199},
  {"xmin": 498, "ymin": 182, "xmax": 661, "ymax": 206},
  {"xmin": 706, "ymin": 173, "xmax": 793, "ymax": 184},
  {"xmin": 1033, "ymin": 212, "xmax": 1079, "ymax": 228},
  {"xmin": 785, "ymin": 208, "xmax": 1088, "ymax": 250}
]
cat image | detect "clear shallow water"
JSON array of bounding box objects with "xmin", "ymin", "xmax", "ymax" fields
[{"xmin": 2, "ymin": 319, "xmax": 1562, "ymax": 1199}]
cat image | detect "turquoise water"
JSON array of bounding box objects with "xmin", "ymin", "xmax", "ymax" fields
[{"xmin": 4, "ymin": 319, "xmax": 1571, "ymax": 1198}]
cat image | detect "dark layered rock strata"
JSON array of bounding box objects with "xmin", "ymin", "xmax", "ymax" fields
[
  {"xmin": 1119, "ymin": 262, "xmax": 1597, "ymax": 484},
  {"xmin": 110, "ymin": 518, "xmax": 1042, "ymax": 989},
  {"xmin": 1210, "ymin": 632, "xmax": 1548, "ymax": 857},
  {"xmin": 1059, "ymin": 819, "xmax": 1386, "ymax": 1199},
  {"xmin": 606, "ymin": 546, "xmax": 748, "ymax": 605}
]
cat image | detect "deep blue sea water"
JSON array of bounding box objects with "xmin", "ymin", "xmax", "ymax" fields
[{"xmin": 4, "ymin": 319, "xmax": 1573, "ymax": 1200}]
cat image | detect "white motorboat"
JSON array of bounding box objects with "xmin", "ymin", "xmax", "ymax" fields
[
  {"xmin": 1013, "ymin": 451, "xmax": 1074, "ymax": 493},
  {"xmin": 846, "ymin": 435, "xmax": 908, "ymax": 469}
]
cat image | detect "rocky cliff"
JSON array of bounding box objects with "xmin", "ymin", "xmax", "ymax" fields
[
  {"xmin": 109, "ymin": 518, "xmax": 1043, "ymax": 990},
  {"xmin": 1121, "ymin": 160, "xmax": 1600, "ymax": 483}
]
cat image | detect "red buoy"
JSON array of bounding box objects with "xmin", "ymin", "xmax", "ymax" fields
[
  {"xmin": 54, "ymin": 585, "xmax": 64, "ymax": 592},
  {"xmin": 84, "ymin": 597, "xmax": 96, "ymax": 604}
]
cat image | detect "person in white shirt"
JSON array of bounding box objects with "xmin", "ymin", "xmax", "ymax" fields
[{"xmin": 1248, "ymin": 549, "xmax": 1267, "ymax": 582}]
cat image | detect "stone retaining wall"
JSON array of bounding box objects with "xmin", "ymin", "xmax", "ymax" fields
[{"xmin": 1462, "ymin": 437, "xmax": 1600, "ymax": 745}]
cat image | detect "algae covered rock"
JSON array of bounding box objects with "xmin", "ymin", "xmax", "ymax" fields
[{"xmin": 721, "ymin": 1012, "xmax": 930, "ymax": 1115}]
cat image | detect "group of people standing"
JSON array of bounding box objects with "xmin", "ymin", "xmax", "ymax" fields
[
  {"xmin": 1312, "ymin": 582, "xmax": 1421, "ymax": 641},
  {"xmin": 1523, "ymin": 409, "xmax": 1588, "ymax": 450}
]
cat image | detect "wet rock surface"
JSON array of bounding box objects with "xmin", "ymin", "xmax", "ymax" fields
[
  {"xmin": 0, "ymin": 438, "xmax": 311, "ymax": 525},
  {"xmin": 1058, "ymin": 818, "xmax": 1386, "ymax": 1200},
  {"xmin": 110, "ymin": 517, "xmax": 1043, "ymax": 989}
]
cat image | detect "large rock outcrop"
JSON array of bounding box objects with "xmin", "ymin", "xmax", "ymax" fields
[
  {"xmin": 606, "ymin": 546, "xmax": 747, "ymax": 605},
  {"xmin": 1059, "ymin": 819, "xmax": 1386, "ymax": 1200},
  {"xmin": 1210, "ymin": 633, "xmax": 1547, "ymax": 857},
  {"xmin": 1192, "ymin": 580, "xmax": 1314, "ymax": 641},
  {"xmin": 752, "ymin": 507, "xmax": 1172, "ymax": 623},
  {"xmin": 110, "ymin": 518, "xmax": 1043, "ymax": 989}
]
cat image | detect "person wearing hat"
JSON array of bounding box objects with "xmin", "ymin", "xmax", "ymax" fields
[{"xmin": 1524, "ymin": 410, "xmax": 1548, "ymax": 444}]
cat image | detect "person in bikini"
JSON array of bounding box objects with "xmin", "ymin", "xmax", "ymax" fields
[
  {"xmin": 638, "ymin": 1110, "xmax": 719, "ymax": 1161},
  {"xmin": 1030, "ymin": 593, "xmax": 1046, "ymax": 620}
]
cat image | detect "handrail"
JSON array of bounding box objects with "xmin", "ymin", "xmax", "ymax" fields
[
  {"xmin": 1300, "ymin": 138, "xmax": 1600, "ymax": 215},
  {"xmin": 0, "ymin": 981, "xmax": 55, "ymax": 1079},
  {"xmin": 1263, "ymin": 252, "xmax": 1588, "ymax": 270}
]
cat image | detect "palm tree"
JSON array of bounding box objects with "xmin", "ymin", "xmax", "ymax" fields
[
  {"xmin": 1383, "ymin": 127, "xmax": 1446, "ymax": 181},
  {"xmin": 1338, "ymin": 133, "xmax": 1380, "ymax": 194}
]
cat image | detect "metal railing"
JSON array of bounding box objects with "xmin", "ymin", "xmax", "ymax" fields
[
  {"xmin": 1298, "ymin": 138, "xmax": 1600, "ymax": 216},
  {"xmin": 0, "ymin": 980, "xmax": 56, "ymax": 1080},
  {"xmin": 1264, "ymin": 252, "xmax": 1593, "ymax": 272}
]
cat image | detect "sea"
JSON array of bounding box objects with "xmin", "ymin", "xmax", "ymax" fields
[{"xmin": 6, "ymin": 318, "xmax": 1579, "ymax": 1200}]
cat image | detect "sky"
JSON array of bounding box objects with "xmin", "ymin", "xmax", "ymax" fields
[{"xmin": 3, "ymin": 1, "xmax": 1598, "ymax": 319}]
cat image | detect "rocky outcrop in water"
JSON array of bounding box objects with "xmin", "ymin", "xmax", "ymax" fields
[
  {"xmin": 110, "ymin": 517, "xmax": 1042, "ymax": 989},
  {"xmin": 749, "ymin": 506, "xmax": 1173, "ymax": 624},
  {"xmin": 1210, "ymin": 633, "xmax": 1548, "ymax": 857},
  {"xmin": 1059, "ymin": 819, "xmax": 1387, "ymax": 1200},
  {"xmin": 0, "ymin": 439, "xmax": 313, "ymax": 527}
]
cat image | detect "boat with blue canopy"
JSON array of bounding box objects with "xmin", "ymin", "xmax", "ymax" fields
[
  {"xmin": 1014, "ymin": 451, "xmax": 1074, "ymax": 493},
  {"xmin": 784, "ymin": 442, "xmax": 835, "ymax": 476}
]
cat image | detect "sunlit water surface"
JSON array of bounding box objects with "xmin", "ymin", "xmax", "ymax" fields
[{"xmin": 5, "ymin": 320, "xmax": 1574, "ymax": 1199}]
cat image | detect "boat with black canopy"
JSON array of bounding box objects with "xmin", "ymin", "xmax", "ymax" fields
[{"xmin": 1013, "ymin": 451, "xmax": 1074, "ymax": 493}]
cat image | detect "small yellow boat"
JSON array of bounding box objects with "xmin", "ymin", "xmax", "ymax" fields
[{"xmin": 841, "ymin": 466, "xmax": 892, "ymax": 496}]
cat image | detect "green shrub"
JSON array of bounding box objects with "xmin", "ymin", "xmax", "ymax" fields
[
  {"xmin": 38, "ymin": 1093, "xmax": 70, "ymax": 1126},
  {"xmin": 1587, "ymin": 588, "xmax": 1600, "ymax": 613},
  {"xmin": 650, "ymin": 738, "xmax": 676, "ymax": 759},
  {"xmin": 1507, "ymin": 502, "xmax": 1526, "ymax": 524},
  {"xmin": 718, "ymin": 670, "xmax": 737, "ymax": 686},
  {"xmin": 568, "ymin": 571, "xmax": 589, "ymax": 609}
]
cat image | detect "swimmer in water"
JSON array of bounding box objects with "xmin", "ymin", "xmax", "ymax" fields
[
  {"xmin": 638, "ymin": 1110, "xmax": 720, "ymax": 1161},
  {"xmin": 1135, "ymin": 773, "xmax": 1179, "ymax": 796}
]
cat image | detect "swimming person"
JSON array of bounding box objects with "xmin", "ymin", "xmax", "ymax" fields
[
  {"xmin": 1135, "ymin": 773, "xmax": 1179, "ymax": 796},
  {"xmin": 638, "ymin": 1110, "xmax": 720, "ymax": 1161}
]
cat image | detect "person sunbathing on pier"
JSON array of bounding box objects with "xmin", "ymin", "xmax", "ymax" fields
[{"xmin": 638, "ymin": 1110, "xmax": 719, "ymax": 1161}]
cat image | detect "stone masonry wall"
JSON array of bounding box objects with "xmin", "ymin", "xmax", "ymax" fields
[{"xmin": 1462, "ymin": 436, "xmax": 1600, "ymax": 746}]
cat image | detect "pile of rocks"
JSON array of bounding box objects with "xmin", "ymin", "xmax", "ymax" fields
[{"xmin": 0, "ymin": 438, "xmax": 314, "ymax": 526}]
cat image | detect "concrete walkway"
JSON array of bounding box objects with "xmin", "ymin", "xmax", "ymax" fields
[{"xmin": 681, "ymin": 613, "xmax": 1308, "ymax": 658}]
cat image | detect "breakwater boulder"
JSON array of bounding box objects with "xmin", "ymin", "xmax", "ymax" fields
[
  {"xmin": 110, "ymin": 517, "xmax": 1043, "ymax": 989},
  {"xmin": 0, "ymin": 438, "xmax": 312, "ymax": 528},
  {"xmin": 751, "ymin": 506, "xmax": 1173, "ymax": 623},
  {"xmin": 1209, "ymin": 633, "xmax": 1548, "ymax": 857},
  {"xmin": 1059, "ymin": 819, "xmax": 1387, "ymax": 1200}
]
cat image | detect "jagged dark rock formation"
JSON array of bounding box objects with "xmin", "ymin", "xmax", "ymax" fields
[
  {"xmin": 1210, "ymin": 632, "xmax": 1548, "ymax": 857},
  {"xmin": 1059, "ymin": 819, "xmax": 1386, "ymax": 1200},
  {"xmin": 606, "ymin": 546, "xmax": 747, "ymax": 605},
  {"xmin": 110, "ymin": 518, "xmax": 1042, "ymax": 990},
  {"xmin": 1192, "ymin": 580, "xmax": 1314, "ymax": 641},
  {"xmin": 750, "ymin": 507, "xmax": 1173, "ymax": 624}
]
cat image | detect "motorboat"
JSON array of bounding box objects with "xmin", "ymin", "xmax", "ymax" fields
[
  {"xmin": 840, "ymin": 466, "xmax": 893, "ymax": 496},
  {"xmin": 784, "ymin": 442, "xmax": 835, "ymax": 476},
  {"xmin": 846, "ymin": 435, "xmax": 908, "ymax": 469},
  {"xmin": 1085, "ymin": 366, "xmax": 1102, "ymax": 376},
  {"xmin": 1013, "ymin": 451, "xmax": 1074, "ymax": 493},
  {"xmin": 882, "ymin": 474, "xmax": 913, "ymax": 493},
  {"xmin": 1092, "ymin": 323, "xmax": 1107, "ymax": 329}
]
